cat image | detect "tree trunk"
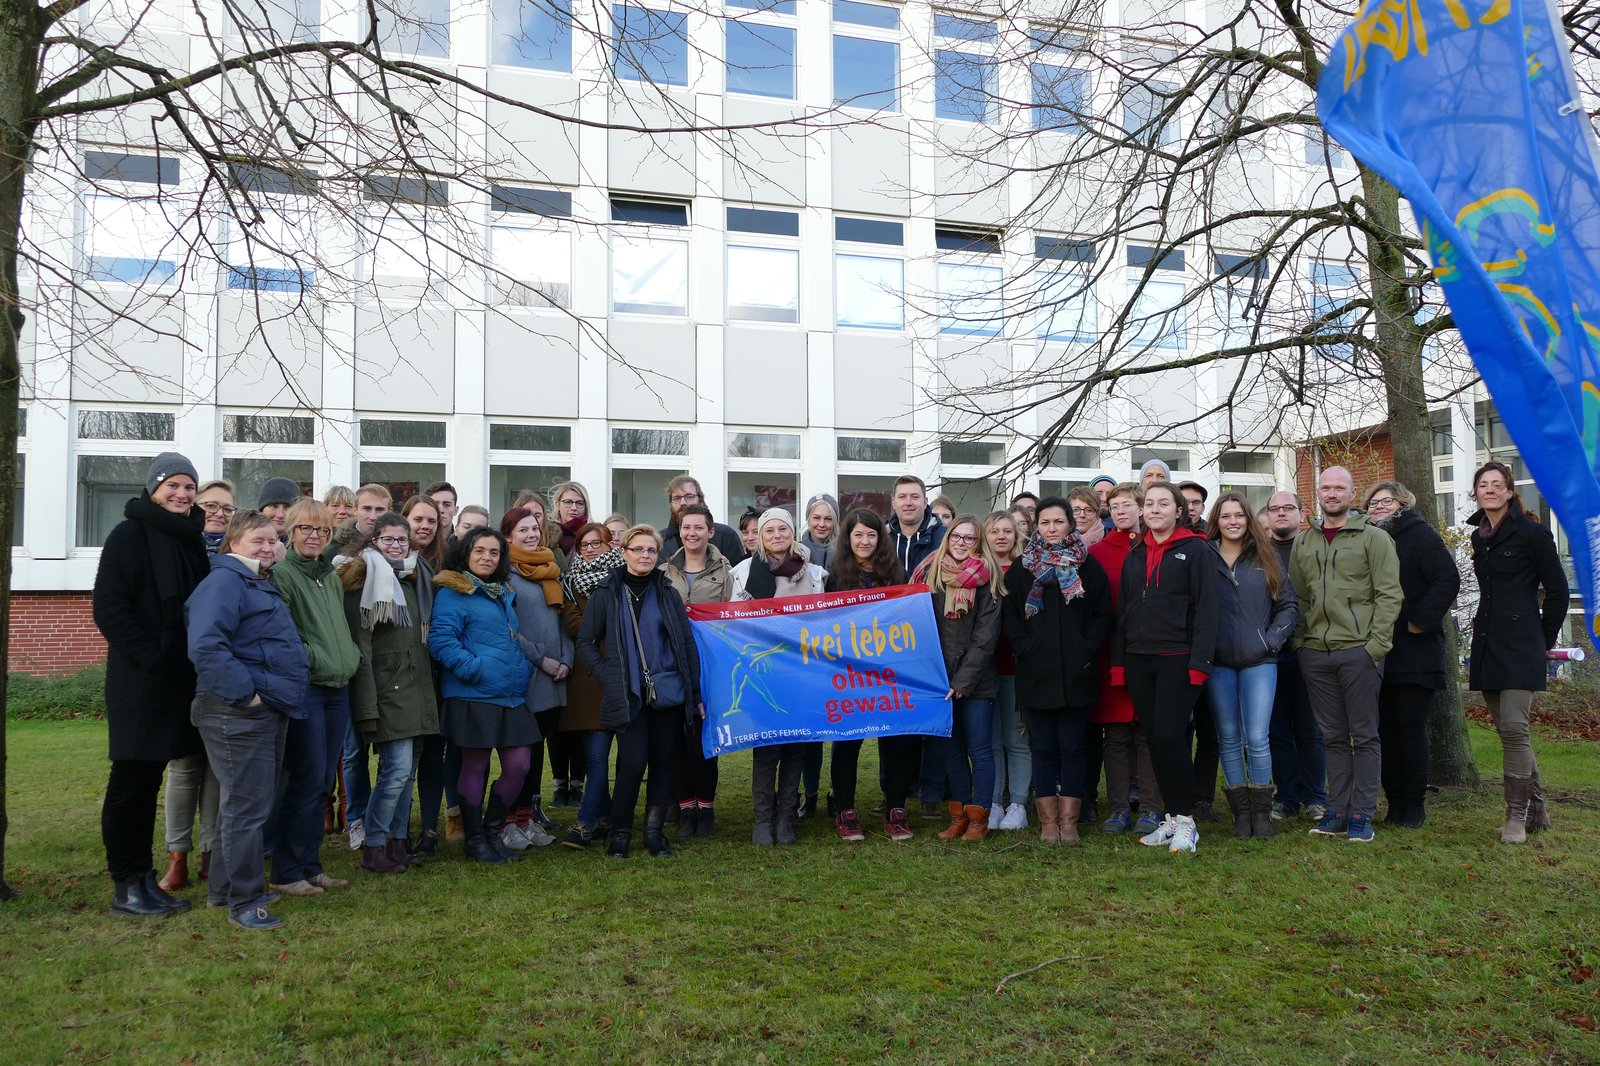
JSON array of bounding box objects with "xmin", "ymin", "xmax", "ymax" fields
[
  {"xmin": 0, "ymin": 2, "xmax": 43, "ymax": 901},
  {"xmin": 1360, "ymin": 164, "xmax": 1480, "ymax": 789}
]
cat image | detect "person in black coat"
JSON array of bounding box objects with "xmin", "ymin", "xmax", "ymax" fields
[
  {"xmin": 1466, "ymin": 462, "xmax": 1569, "ymax": 843},
  {"xmin": 1001, "ymin": 498, "xmax": 1114, "ymax": 844},
  {"xmin": 91, "ymin": 452, "xmax": 211, "ymax": 919},
  {"xmin": 1365, "ymin": 482, "xmax": 1460, "ymax": 829},
  {"xmin": 576, "ymin": 524, "xmax": 703, "ymax": 859}
]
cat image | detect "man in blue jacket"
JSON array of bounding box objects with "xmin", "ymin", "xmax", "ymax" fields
[{"xmin": 889, "ymin": 475, "xmax": 946, "ymax": 577}]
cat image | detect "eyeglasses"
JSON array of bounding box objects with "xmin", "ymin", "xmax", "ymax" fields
[
  {"xmin": 1367, "ymin": 496, "xmax": 1399, "ymax": 509},
  {"xmin": 579, "ymin": 540, "xmax": 605, "ymax": 550},
  {"xmin": 669, "ymin": 493, "xmax": 700, "ymax": 504},
  {"xmin": 1265, "ymin": 504, "xmax": 1299, "ymax": 514},
  {"xmin": 199, "ymin": 502, "xmax": 236, "ymax": 515},
  {"xmin": 558, "ymin": 497, "xmax": 585, "ymax": 507},
  {"xmin": 625, "ymin": 545, "xmax": 658, "ymax": 555},
  {"xmin": 293, "ymin": 524, "xmax": 333, "ymax": 538},
  {"xmin": 376, "ymin": 536, "xmax": 410, "ymax": 548},
  {"xmin": 1071, "ymin": 507, "xmax": 1097, "ymax": 517},
  {"xmin": 947, "ymin": 533, "xmax": 978, "ymax": 545}
]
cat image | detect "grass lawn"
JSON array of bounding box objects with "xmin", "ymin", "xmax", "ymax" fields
[{"xmin": 2, "ymin": 719, "xmax": 1598, "ymax": 1064}]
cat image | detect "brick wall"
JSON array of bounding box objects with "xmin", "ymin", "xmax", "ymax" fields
[
  {"xmin": 9, "ymin": 592, "xmax": 106, "ymax": 675},
  {"xmin": 1295, "ymin": 430, "xmax": 1397, "ymax": 509}
]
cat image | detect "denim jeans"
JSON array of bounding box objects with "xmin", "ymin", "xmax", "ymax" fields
[
  {"xmin": 1269, "ymin": 654, "xmax": 1328, "ymax": 808},
  {"xmin": 163, "ymin": 750, "xmax": 219, "ymax": 854},
  {"xmin": 934, "ymin": 697, "xmax": 996, "ymax": 807},
  {"xmin": 271, "ymin": 684, "xmax": 349, "ymax": 884},
  {"xmin": 341, "ymin": 716, "xmax": 371, "ymax": 824},
  {"xmin": 577, "ymin": 729, "xmax": 614, "ymax": 827},
  {"xmin": 990, "ymin": 676, "xmax": 1031, "ymax": 806},
  {"xmin": 193, "ymin": 692, "xmax": 287, "ymax": 916},
  {"xmin": 364, "ymin": 737, "xmax": 419, "ymax": 848},
  {"xmin": 1207, "ymin": 663, "xmax": 1278, "ymax": 788}
]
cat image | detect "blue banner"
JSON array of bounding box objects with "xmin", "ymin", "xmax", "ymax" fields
[
  {"xmin": 1317, "ymin": 0, "xmax": 1600, "ymax": 634},
  {"xmin": 687, "ymin": 584, "xmax": 953, "ymax": 757}
]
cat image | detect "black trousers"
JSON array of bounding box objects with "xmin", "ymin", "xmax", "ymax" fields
[
  {"xmin": 1082, "ymin": 723, "xmax": 1104, "ymax": 804},
  {"xmin": 1192, "ymin": 697, "xmax": 1219, "ymax": 804},
  {"xmin": 1378, "ymin": 682, "xmax": 1432, "ymax": 810},
  {"xmin": 610, "ymin": 705, "xmax": 680, "ymax": 831},
  {"xmin": 102, "ymin": 758, "xmax": 168, "ymax": 881},
  {"xmin": 673, "ymin": 715, "xmax": 720, "ymax": 804},
  {"xmin": 877, "ymin": 735, "xmax": 920, "ymax": 811},
  {"xmin": 829, "ymin": 739, "xmax": 865, "ymax": 810},
  {"xmin": 1125, "ymin": 654, "xmax": 1202, "ymax": 818}
]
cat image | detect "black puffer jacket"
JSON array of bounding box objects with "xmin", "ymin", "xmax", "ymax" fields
[
  {"xmin": 1468, "ymin": 499, "xmax": 1568, "ymax": 691},
  {"xmin": 1112, "ymin": 528, "xmax": 1219, "ymax": 676},
  {"xmin": 1378, "ymin": 508, "xmax": 1461, "ymax": 689},
  {"xmin": 576, "ymin": 567, "xmax": 702, "ymax": 729},
  {"xmin": 1002, "ymin": 554, "xmax": 1114, "ymax": 709},
  {"xmin": 1208, "ymin": 540, "xmax": 1298, "ymax": 669}
]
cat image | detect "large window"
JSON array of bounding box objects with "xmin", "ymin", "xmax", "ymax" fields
[
  {"xmin": 492, "ymin": 0, "xmax": 571, "ymax": 69},
  {"xmin": 934, "ymin": 15, "xmax": 996, "ymax": 123},
  {"xmin": 1127, "ymin": 245, "xmax": 1186, "ymax": 351},
  {"xmin": 726, "ymin": 15, "xmax": 796, "ymax": 99},
  {"xmin": 358, "ymin": 416, "xmax": 447, "ymax": 505},
  {"xmin": 1029, "ymin": 27, "xmax": 1091, "ymax": 133},
  {"xmin": 832, "ymin": 0, "xmax": 899, "ymax": 112},
  {"xmin": 489, "ymin": 186, "xmax": 573, "ymax": 308},
  {"xmin": 613, "ymin": 4, "xmax": 688, "ymax": 86},
  {"xmin": 1035, "ymin": 236, "xmax": 1097, "ymax": 342},
  {"xmin": 489, "ymin": 421, "xmax": 573, "ymax": 515},
  {"xmin": 611, "ymin": 197, "xmax": 689, "ymax": 316},
  {"xmin": 727, "ymin": 430, "xmax": 802, "ymax": 516},
  {"xmin": 366, "ymin": 0, "xmax": 450, "ymax": 57},
  {"xmin": 84, "ymin": 192, "xmax": 179, "ymax": 286},
  {"xmin": 365, "ymin": 178, "xmax": 449, "ymax": 298},
  {"xmin": 1123, "ymin": 78, "xmax": 1177, "ymax": 146},
  {"xmin": 611, "ymin": 426, "xmax": 691, "ymax": 527},
  {"xmin": 227, "ymin": 208, "xmax": 316, "ymax": 292},
  {"xmin": 936, "ymin": 227, "xmax": 1004, "ymax": 337},
  {"xmin": 1312, "ymin": 260, "xmax": 1359, "ymax": 360},
  {"xmin": 226, "ymin": 0, "xmax": 320, "ymax": 41},
  {"xmin": 1213, "ymin": 252, "xmax": 1266, "ymax": 351},
  {"xmin": 221, "ymin": 413, "xmax": 316, "ymax": 509},
  {"xmin": 834, "ymin": 215, "xmax": 904, "ymax": 331},
  {"xmin": 75, "ymin": 409, "xmax": 176, "ymax": 547},
  {"xmin": 727, "ymin": 206, "xmax": 799, "ymax": 324}
]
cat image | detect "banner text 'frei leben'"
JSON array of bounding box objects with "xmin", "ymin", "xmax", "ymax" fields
[{"xmin": 686, "ymin": 584, "xmax": 953, "ymax": 757}]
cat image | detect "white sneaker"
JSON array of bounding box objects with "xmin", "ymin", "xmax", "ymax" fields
[
  {"xmin": 1000, "ymin": 803, "xmax": 1029, "ymax": 831},
  {"xmin": 988, "ymin": 803, "xmax": 1005, "ymax": 829},
  {"xmin": 1139, "ymin": 814, "xmax": 1177, "ymax": 846},
  {"xmin": 501, "ymin": 823, "xmax": 532, "ymax": 851},
  {"xmin": 1168, "ymin": 815, "xmax": 1199, "ymax": 854},
  {"xmin": 521, "ymin": 822, "xmax": 556, "ymax": 847},
  {"xmin": 346, "ymin": 818, "xmax": 365, "ymax": 851}
]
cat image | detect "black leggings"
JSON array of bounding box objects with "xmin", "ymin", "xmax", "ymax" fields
[
  {"xmin": 673, "ymin": 716, "xmax": 720, "ymax": 805},
  {"xmin": 611, "ymin": 705, "xmax": 682, "ymax": 831},
  {"xmin": 1124, "ymin": 654, "xmax": 1202, "ymax": 818},
  {"xmin": 877, "ymin": 735, "xmax": 920, "ymax": 811},
  {"xmin": 829, "ymin": 739, "xmax": 865, "ymax": 810},
  {"xmin": 103, "ymin": 758, "xmax": 168, "ymax": 880},
  {"xmin": 1378, "ymin": 682, "xmax": 1432, "ymax": 808}
]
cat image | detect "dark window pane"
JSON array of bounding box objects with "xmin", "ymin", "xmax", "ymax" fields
[
  {"xmin": 1035, "ymin": 236, "xmax": 1095, "ymax": 262},
  {"xmin": 611, "ymin": 427, "xmax": 690, "ymax": 454},
  {"xmin": 491, "ymin": 185, "xmax": 573, "ymax": 217},
  {"xmin": 77, "ymin": 411, "xmax": 175, "ymax": 441},
  {"xmin": 1214, "ymin": 252, "xmax": 1266, "ymax": 280},
  {"xmin": 835, "ymin": 216, "xmax": 903, "ymax": 245},
  {"xmin": 1220, "ymin": 450, "xmax": 1274, "ymax": 474},
  {"xmin": 77, "ymin": 456, "xmax": 150, "ymax": 546},
  {"xmin": 940, "ymin": 441, "xmax": 1005, "ymax": 466},
  {"xmin": 85, "ymin": 151, "xmax": 179, "ymax": 186},
  {"xmin": 1130, "ymin": 446, "xmax": 1190, "ymax": 471},
  {"xmin": 728, "ymin": 432, "xmax": 801, "ymax": 459},
  {"xmin": 227, "ymin": 163, "xmax": 317, "ymax": 196},
  {"xmin": 836, "ymin": 435, "xmax": 905, "ymax": 463},
  {"xmin": 360, "ymin": 418, "xmax": 447, "ymax": 448},
  {"xmin": 935, "ymin": 226, "xmax": 1001, "ymax": 254},
  {"xmin": 611, "ymin": 197, "xmax": 689, "ymax": 225},
  {"xmin": 1049, "ymin": 443, "xmax": 1101, "ymax": 468},
  {"xmin": 223, "ymin": 458, "xmax": 313, "ymax": 512},
  {"xmin": 223, "ymin": 414, "xmax": 315, "ymax": 445},
  {"xmin": 489, "ymin": 423, "xmax": 573, "ymax": 451},
  {"xmin": 363, "ymin": 175, "xmax": 449, "ymax": 206},
  {"xmin": 934, "ymin": 14, "xmax": 995, "ymax": 43},
  {"xmin": 13, "ymin": 455, "xmax": 23, "ymax": 547},
  {"xmin": 727, "ymin": 206, "xmax": 800, "ymax": 236},
  {"xmin": 1128, "ymin": 244, "xmax": 1185, "ymax": 271}
]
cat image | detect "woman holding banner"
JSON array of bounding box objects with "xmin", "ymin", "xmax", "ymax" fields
[
  {"xmin": 913, "ymin": 514, "xmax": 1004, "ymax": 843},
  {"xmin": 824, "ymin": 508, "xmax": 909, "ymax": 841},
  {"xmin": 577, "ymin": 525, "xmax": 703, "ymax": 859},
  {"xmin": 730, "ymin": 507, "xmax": 828, "ymax": 845},
  {"xmin": 1002, "ymin": 498, "xmax": 1113, "ymax": 844}
]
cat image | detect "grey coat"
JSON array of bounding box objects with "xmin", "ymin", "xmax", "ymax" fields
[
  {"xmin": 1208, "ymin": 541, "xmax": 1298, "ymax": 669},
  {"xmin": 509, "ymin": 573, "xmax": 575, "ymax": 714}
]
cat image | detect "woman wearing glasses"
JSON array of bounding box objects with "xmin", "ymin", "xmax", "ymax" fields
[
  {"xmin": 267, "ymin": 498, "xmax": 361, "ymax": 896},
  {"xmin": 1364, "ymin": 481, "xmax": 1459, "ymax": 829},
  {"xmin": 577, "ymin": 525, "xmax": 704, "ymax": 858}
]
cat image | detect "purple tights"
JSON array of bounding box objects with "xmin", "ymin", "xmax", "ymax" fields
[{"xmin": 457, "ymin": 745, "xmax": 533, "ymax": 809}]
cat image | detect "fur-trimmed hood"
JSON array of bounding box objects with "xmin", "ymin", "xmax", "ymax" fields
[
  {"xmin": 337, "ymin": 555, "xmax": 367, "ymax": 593},
  {"xmin": 433, "ymin": 569, "xmax": 479, "ymax": 596}
]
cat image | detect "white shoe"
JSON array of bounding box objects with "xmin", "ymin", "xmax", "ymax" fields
[
  {"xmin": 1139, "ymin": 814, "xmax": 1177, "ymax": 846},
  {"xmin": 521, "ymin": 822, "xmax": 556, "ymax": 847},
  {"xmin": 1000, "ymin": 803, "xmax": 1028, "ymax": 831},
  {"xmin": 346, "ymin": 818, "xmax": 365, "ymax": 851},
  {"xmin": 988, "ymin": 803, "xmax": 1005, "ymax": 829},
  {"xmin": 1168, "ymin": 815, "xmax": 1199, "ymax": 854},
  {"xmin": 501, "ymin": 823, "xmax": 532, "ymax": 851}
]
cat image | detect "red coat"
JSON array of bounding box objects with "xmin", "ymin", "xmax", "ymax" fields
[{"xmin": 1088, "ymin": 530, "xmax": 1139, "ymax": 724}]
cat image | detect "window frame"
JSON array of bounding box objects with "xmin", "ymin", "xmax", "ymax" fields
[
  {"xmin": 934, "ymin": 13, "xmax": 997, "ymax": 124},
  {"xmin": 490, "ymin": 0, "xmax": 573, "ymax": 71},
  {"xmin": 487, "ymin": 418, "xmax": 577, "ymax": 516},
  {"xmin": 609, "ymin": 197, "xmax": 691, "ymax": 318},
  {"xmin": 726, "ymin": 204, "xmax": 801, "ymax": 326},
  {"xmin": 831, "ymin": 0, "xmax": 900, "ymax": 113},
  {"xmin": 724, "ymin": 4, "xmax": 797, "ymax": 100},
  {"xmin": 72, "ymin": 405, "xmax": 178, "ymax": 551},
  {"xmin": 488, "ymin": 187, "xmax": 575, "ymax": 310},
  {"xmin": 833, "ymin": 214, "xmax": 906, "ymax": 332},
  {"xmin": 726, "ymin": 428, "xmax": 803, "ymax": 517},
  {"xmin": 612, "ymin": 3, "xmax": 690, "ymax": 87}
]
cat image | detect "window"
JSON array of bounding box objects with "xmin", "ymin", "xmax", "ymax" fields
[
  {"xmin": 934, "ymin": 15, "xmax": 996, "ymax": 123},
  {"xmin": 835, "ymin": 216, "xmax": 903, "ymax": 245},
  {"xmin": 1049, "ymin": 443, "xmax": 1101, "ymax": 468},
  {"xmin": 1123, "ymin": 79, "xmax": 1177, "ymax": 146},
  {"xmin": 727, "ymin": 431, "xmax": 802, "ymax": 516},
  {"xmin": 78, "ymin": 411, "xmax": 176, "ymax": 440},
  {"xmin": 488, "ymin": 421, "xmax": 573, "ymax": 514},
  {"xmin": 833, "ymin": 0, "xmax": 897, "ymax": 28},
  {"xmin": 359, "ymin": 461, "xmax": 447, "ymax": 505},
  {"xmin": 613, "ymin": 4, "xmax": 688, "ymax": 86},
  {"xmin": 937, "ymin": 261, "xmax": 1003, "ymax": 336},
  {"xmin": 223, "ymin": 459, "xmax": 314, "ymax": 511},
  {"xmin": 225, "ymin": 0, "xmax": 319, "ymax": 41},
  {"xmin": 729, "ymin": 207, "xmax": 799, "ymax": 237},
  {"xmin": 1220, "ymin": 450, "xmax": 1274, "ymax": 475},
  {"xmin": 492, "ymin": 185, "xmax": 574, "ymax": 217},
  {"xmin": 1305, "ymin": 131, "xmax": 1349, "ymax": 170},
  {"xmin": 85, "ymin": 151, "xmax": 179, "ymax": 186},
  {"xmin": 610, "ymin": 427, "xmax": 690, "ymax": 527},
  {"xmin": 728, "ymin": 0, "xmax": 795, "ymax": 11},
  {"xmin": 362, "ymin": 418, "xmax": 447, "ymax": 448},
  {"xmin": 612, "ymin": 233, "xmax": 688, "ymax": 315},
  {"xmin": 832, "ymin": 2, "xmax": 898, "ymax": 112},
  {"xmin": 491, "ymin": 465, "xmax": 572, "ymax": 514},
  {"xmin": 729, "ymin": 432, "xmax": 801, "ymax": 459},
  {"xmin": 1036, "ymin": 237, "xmax": 1097, "ymax": 342},
  {"xmin": 836, "ymin": 254, "xmax": 904, "ymax": 330},
  {"xmin": 1128, "ymin": 244, "xmax": 1183, "ymax": 271},
  {"xmin": 838, "ymin": 477, "xmax": 891, "ymax": 516},
  {"xmin": 1130, "ymin": 446, "xmax": 1190, "ymax": 472},
  {"xmin": 490, "ymin": 226, "xmax": 571, "ymax": 307},
  {"xmin": 224, "ymin": 414, "xmax": 315, "ymax": 445},
  {"xmin": 726, "ymin": 19, "xmax": 796, "ymax": 99},
  {"xmin": 938, "ymin": 479, "xmax": 1000, "ymax": 517},
  {"xmin": 366, "ymin": 0, "xmax": 450, "ymax": 57},
  {"xmin": 837, "ymin": 436, "xmax": 905, "ymax": 463},
  {"xmin": 84, "ymin": 194, "xmax": 178, "ymax": 285},
  {"xmin": 12, "ymin": 455, "xmax": 23, "ymax": 548},
  {"xmin": 367, "ymin": 213, "xmax": 446, "ymax": 298},
  {"xmin": 1032, "ymin": 62, "xmax": 1089, "ymax": 132},
  {"xmin": 364, "ymin": 175, "xmax": 449, "ymax": 207},
  {"xmin": 727, "ymin": 206, "xmax": 800, "ymax": 324},
  {"xmin": 491, "ymin": 423, "xmax": 572, "ymax": 451},
  {"xmin": 613, "ymin": 427, "xmax": 691, "ymax": 455},
  {"xmin": 75, "ymin": 409, "xmax": 177, "ymax": 547},
  {"xmin": 1126, "ymin": 249, "xmax": 1186, "ymax": 351},
  {"xmin": 940, "ymin": 440, "xmax": 1005, "ymax": 466},
  {"xmin": 1312, "ymin": 260, "xmax": 1359, "ymax": 360},
  {"xmin": 1213, "ymin": 252, "xmax": 1266, "ymax": 350},
  {"xmin": 492, "ymin": 0, "xmax": 571, "ymax": 70},
  {"xmin": 227, "ymin": 209, "xmax": 316, "ymax": 292}
]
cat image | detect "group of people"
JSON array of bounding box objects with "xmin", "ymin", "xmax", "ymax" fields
[{"xmin": 91, "ymin": 450, "xmax": 1568, "ymax": 930}]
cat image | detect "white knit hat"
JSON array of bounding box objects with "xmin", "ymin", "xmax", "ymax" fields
[{"xmin": 758, "ymin": 506, "xmax": 795, "ymax": 534}]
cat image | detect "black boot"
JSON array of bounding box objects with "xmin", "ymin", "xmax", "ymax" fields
[
  {"xmin": 461, "ymin": 803, "xmax": 507, "ymax": 864},
  {"xmin": 110, "ymin": 874, "xmax": 178, "ymax": 918},
  {"xmin": 645, "ymin": 807, "xmax": 672, "ymax": 858},
  {"xmin": 752, "ymin": 758, "xmax": 777, "ymax": 845},
  {"xmin": 607, "ymin": 828, "xmax": 633, "ymax": 859},
  {"xmin": 141, "ymin": 870, "xmax": 191, "ymax": 913},
  {"xmin": 483, "ymin": 794, "xmax": 523, "ymax": 863},
  {"xmin": 1248, "ymin": 786, "xmax": 1275, "ymax": 839},
  {"xmin": 676, "ymin": 804, "xmax": 698, "ymax": 840},
  {"xmin": 696, "ymin": 805, "xmax": 716, "ymax": 837},
  {"xmin": 531, "ymin": 799, "xmax": 560, "ymax": 834},
  {"xmin": 1224, "ymin": 787, "xmax": 1251, "ymax": 839},
  {"xmin": 798, "ymin": 793, "xmax": 818, "ymax": 820}
]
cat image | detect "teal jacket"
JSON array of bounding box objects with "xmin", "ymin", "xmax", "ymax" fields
[
  {"xmin": 271, "ymin": 550, "xmax": 361, "ymax": 688},
  {"xmin": 1289, "ymin": 513, "xmax": 1403, "ymax": 661}
]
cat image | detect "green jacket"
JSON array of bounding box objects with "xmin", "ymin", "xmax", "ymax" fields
[
  {"xmin": 270, "ymin": 551, "xmax": 361, "ymax": 687},
  {"xmin": 1289, "ymin": 513, "xmax": 1404, "ymax": 660},
  {"xmin": 342, "ymin": 560, "xmax": 439, "ymax": 742}
]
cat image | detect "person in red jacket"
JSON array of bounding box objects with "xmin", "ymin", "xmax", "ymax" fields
[
  {"xmin": 1110, "ymin": 482, "xmax": 1219, "ymax": 855},
  {"xmin": 1088, "ymin": 482, "xmax": 1163, "ymax": 836}
]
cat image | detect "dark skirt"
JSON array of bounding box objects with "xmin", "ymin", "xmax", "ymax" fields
[{"xmin": 440, "ymin": 699, "xmax": 541, "ymax": 749}]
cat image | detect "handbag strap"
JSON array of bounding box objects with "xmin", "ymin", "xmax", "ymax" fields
[{"xmin": 624, "ymin": 586, "xmax": 654, "ymax": 684}]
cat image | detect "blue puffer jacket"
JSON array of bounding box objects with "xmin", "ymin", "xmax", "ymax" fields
[
  {"xmin": 428, "ymin": 570, "xmax": 534, "ymax": 706},
  {"xmin": 186, "ymin": 554, "xmax": 311, "ymax": 716}
]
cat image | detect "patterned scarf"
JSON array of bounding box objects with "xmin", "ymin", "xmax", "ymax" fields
[
  {"xmin": 916, "ymin": 552, "xmax": 992, "ymax": 618},
  {"xmin": 563, "ymin": 548, "xmax": 623, "ymax": 599},
  {"xmin": 358, "ymin": 546, "xmax": 412, "ymax": 629},
  {"xmin": 509, "ymin": 543, "xmax": 564, "ymax": 606},
  {"xmin": 1019, "ymin": 530, "xmax": 1087, "ymax": 619}
]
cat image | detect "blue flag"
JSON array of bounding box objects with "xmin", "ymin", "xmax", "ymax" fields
[
  {"xmin": 687, "ymin": 584, "xmax": 953, "ymax": 757},
  {"xmin": 1317, "ymin": 0, "xmax": 1599, "ymax": 635}
]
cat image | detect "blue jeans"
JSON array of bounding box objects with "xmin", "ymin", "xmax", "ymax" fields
[
  {"xmin": 364, "ymin": 737, "xmax": 419, "ymax": 848},
  {"xmin": 271, "ymin": 684, "xmax": 349, "ymax": 884},
  {"xmin": 193, "ymin": 692, "xmax": 287, "ymax": 916},
  {"xmin": 990, "ymin": 676, "xmax": 1031, "ymax": 806},
  {"xmin": 577, "ymin": 730, "xmax": 614, "ymax": 827},
  {"xmin": 342, "ymin": 716, "xmax": 372, "ymax": 825},
  {"xmin": 934, "ymin": 697, "xmax": 995, "ymax": 807},
  {"xmin": 1207, "ymin": 663, "xmax": 1277, "ymax": 787},
  {"xmin": 1269, "ymin": 655, "xmax": 1328, "ymax": 808}
]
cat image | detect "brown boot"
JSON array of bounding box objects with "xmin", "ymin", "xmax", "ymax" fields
[
  {"xmin": 197, "ymin": 851, "xmax": 210, "ymax": 881},
  {"xmin": 445, "ymin": 808, "xmax": 466, "ymax": 845},
  {"xmin": 386, "ymin": 838, "xmax": 422, "ymax": 869},
  {"xmin": 1500, "ymin": 775, "xmax": 1532, "ymax": 844},
  {"xmin": 1058, "ymin": 798, "xmax": 1082, "ymax": 844},
  {"xmin": 1036, "ymin": 796, "xmax": 1061, "ymax": 843},
  {"xmin": 323, "ymin": 793, "xmax": 338, "ymax": 836},
  {"xmin": 1527, "ymin": 768, "xmax": 1552, "ymax": 831},
  {"xmin": 361, "ymin": 843, "xmax": 408, "ymax": 874},
  {"xmin": 157, "ymin": 852, "xmax": 188, "ymax": 892},
  {"xmin": 937, "ymin": 801, "xmax": 970, "ymax": 840},
  {"xmin": 961, "ymin": 804, "xmax": 990, "ymax": 841}
]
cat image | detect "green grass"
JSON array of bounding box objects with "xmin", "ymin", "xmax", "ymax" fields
[
  {"xmin": 6, "ymin": 666, "xmax": 105, "ymax": 721},
  {"xmin": 2, "ymin": 719, "xmax": 1598, "ymax": 1064}
]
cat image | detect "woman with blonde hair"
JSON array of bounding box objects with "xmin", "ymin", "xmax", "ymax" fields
[
  {"xmin": 983, "ymin": 511, "xmax": 1031, "ymax": 831},
  {"xmin": 913, "ymin": 513, "xmax": 1005, "ymax": 842}
]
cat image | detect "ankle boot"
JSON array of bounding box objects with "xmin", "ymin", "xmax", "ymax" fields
[
  {"xmin": 775, "ymin": 791, "xmax": 800, "ymax": 845},
  {"xmin": 676, "ymin": 803, "xmax": 699, "ymax": 840},
  {"xmin": 386, "ymin": 838, "xmax": 421, "ymax": 869},
  {"xmin": 1225, "ymin": 787, "xmax": 1251, "ymax": 839},
  {"xmin": 1036, "ymin": 795, "xmax": 1061, "ymax": 843},
  {"xmin": 937, "ymin": 800, "xmax": 970, "ymax": 841},
  {"xmin": 607, "ymin": 828, "xmax": 633, "ymax": 858},
  {"xmin": 460, "ymin": 803, "xmax": 507, "ymax": 864},
  {"xmin": 696, "ymin": 804, "xmax": 716, "ymax": 837},
  {"xmin": 197, "ymin": 851, "xmax": 211, "ymax": 881},
  {"xmin": 140, "ymin": 871, "xmax": 191, "ymax": 913},
  {"xmin": 1501, "ymin": 774, "xmax": 1532, "ymax": 844},
  {"xmin": 1247, "ymin": 786, "xmax": 1275, "ymax": 838},
  {"xmin": 361, "ymin": 843, "xmax": 407, "ymax": 874},
  {"xmin": 158, "ymin": 851, "xmax": 189, "ymax": 892},
  {"xmin": 1527, "ymin": 768, "xmax": 1552, "ymax": 831},
  {"xmin": 110, "ymin": 875, "xmax": 177, "ymax": 919},
  {"xmin": 483, "ymin": 794, "xmax": 524, "ymax": 862},
  {"xmin": 644, "ymin": 807, "xmax": 672, "ymax": 857},
  {"xmin": 1058, "ymin": 797, "xmax": 1082, "ymax": 844},
  {"xmin": 961, "ymin": 803, "xmax": 991, "ymax": 841}
]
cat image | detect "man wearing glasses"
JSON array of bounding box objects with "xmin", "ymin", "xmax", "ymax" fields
[
  {"xmin": 1263, "ymin": 492, "xmax": 1327, "ymax": 825},
  {"xmin": 660, "ymin": 475, "xmax": 747, "ymax": 565}
]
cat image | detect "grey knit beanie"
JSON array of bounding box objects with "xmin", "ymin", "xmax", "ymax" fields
[
  {"xmin": 257, "ymin": 476, "xmax": 301, "ymax": 509},
  {"xmin": 145, "ymin": 452, "xmax": 199, "ymax": 495}
]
